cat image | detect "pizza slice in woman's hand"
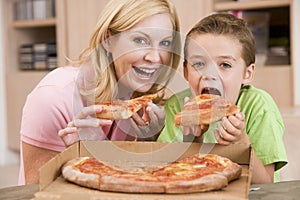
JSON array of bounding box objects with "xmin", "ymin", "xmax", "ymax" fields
[
  {"xmin": 96, "ymin": 93, "xmax": 158, "ymax": 120},
  {"xmin": 175, "ymin": 94, "xmax": 240, "ymax": 126}
]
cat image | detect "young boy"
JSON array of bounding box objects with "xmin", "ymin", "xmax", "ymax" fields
[{"xmin": 158, "ymin": 13, "xmax": 287, "ymax": 184}]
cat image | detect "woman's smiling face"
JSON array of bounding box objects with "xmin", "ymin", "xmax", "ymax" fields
[
  {"xmin": 108, "ymin": 13, "xmax": 174, "ymax": 93},
  {"xmin": 184, "ymin": 33, "xmax": 253, "ymax": 104}
]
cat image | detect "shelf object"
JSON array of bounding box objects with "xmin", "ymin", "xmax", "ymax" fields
[{"xmin": 214, "ymin": 0, "xmax": 290, "ymax": 11}]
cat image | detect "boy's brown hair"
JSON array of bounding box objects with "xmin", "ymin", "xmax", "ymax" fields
[{"xmin": 183, "ymin": 13, "xmax": 255, "ymax": 67}]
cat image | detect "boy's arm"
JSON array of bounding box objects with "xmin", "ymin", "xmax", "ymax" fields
[
  {"xmin": 213, "ymin": 112, "xmax": 276, "ymax": 184},
  {"xmin": 239, "ymin": 132, "xmax": 275, "ymax": 184}
]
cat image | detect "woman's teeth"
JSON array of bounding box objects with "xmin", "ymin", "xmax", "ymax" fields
[{"xmin": 134, "ymin": 67, "xmax": 156, "ymax": 78}]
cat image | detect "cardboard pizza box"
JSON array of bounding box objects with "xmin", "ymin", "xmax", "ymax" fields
[{"xmin": 33, "ymin": 141, "xmax": 253, "ymax": 200}]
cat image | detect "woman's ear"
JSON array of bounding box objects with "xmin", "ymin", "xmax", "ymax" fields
[
  {"xmin": 242, "ymin": 63, "xmax": 255, "ymax": 84},
  {"xmin": 102, "ymin": 30, "xmax": 112, "ymax": 52},
  {"xmin": 183, "ymin": 64, "xmax": 188, "ymax": 81}
]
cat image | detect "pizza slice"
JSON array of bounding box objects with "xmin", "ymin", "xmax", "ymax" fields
[
  {"xmin": 175, "ymin": 94, "xmax": 240, "ymax": 126},
  {"xmin": 96, "ymin": 93, "xmax": 158, "ymax": 120}
]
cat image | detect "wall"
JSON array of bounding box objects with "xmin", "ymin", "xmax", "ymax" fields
[{"xmin": 0, "ymin": 0, "xmax": 19, "ymax": 165}]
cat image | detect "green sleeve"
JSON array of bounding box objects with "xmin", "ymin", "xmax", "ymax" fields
[
  {"xmin": 238, "ymin": 85, "xmax": 288, "ymax": 182},
  {"xmin": 157, "ymin": 95, "xmax": 183, "ymax": 142},
  {"xmin": 158, "ymin": 89, "xmax": 193, "ymax": 142}
]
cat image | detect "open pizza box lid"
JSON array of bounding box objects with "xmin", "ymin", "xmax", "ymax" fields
[{"xmin": 34, "ymin": 141, "xmax": 253, "ymax": 200}]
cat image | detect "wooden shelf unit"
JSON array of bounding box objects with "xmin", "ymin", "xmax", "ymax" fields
[{"xmin": 213, "ymin": 0, "xmax": 296, "ymax": 107}]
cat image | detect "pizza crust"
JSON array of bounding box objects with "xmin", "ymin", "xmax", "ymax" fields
[
  {"xmin": 100, "ymin": 176, "xmax": 165, "ymax": 193},
  {"xmin": 62, "ymin": 157, "xmax": 100, "ymax": 190},
  {"xmin": 165, "ymin": 173, "xmax": 228, "ymax": 193},
  {"xmin": 222, "ymin": 162, "xmax": 242, "ymax": 182}
]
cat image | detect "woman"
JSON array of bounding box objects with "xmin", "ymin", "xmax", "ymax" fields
[{"xmin": 19, "ymin": 0, "xmax": 181, "ymax": 185}]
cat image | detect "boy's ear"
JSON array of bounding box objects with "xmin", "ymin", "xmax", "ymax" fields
[
  {"xmin": 102, "ymin": 30, "xmax": 112, "ymax": 52},
  {"xmin": 242, "ymin": 64, "xmax": 255, "ymax": 84}
]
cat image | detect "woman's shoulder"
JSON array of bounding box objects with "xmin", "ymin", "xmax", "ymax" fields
[{"xmin": 39, "ymin": 66, "xmax": 79, "ymax": 86}]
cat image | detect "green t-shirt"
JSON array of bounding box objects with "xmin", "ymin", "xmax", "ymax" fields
[{"xmin": 158, "ymin": 85, "xmax": 288, "ymax": 182}]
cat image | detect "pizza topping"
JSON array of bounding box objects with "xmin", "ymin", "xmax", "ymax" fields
[
  {"xmin": 175, "ymin": 94, "xmax": 240, "ymax": 126},
  {"xmin": 96, "ymin": 93, "xmax": 158, "ymax": 120}
]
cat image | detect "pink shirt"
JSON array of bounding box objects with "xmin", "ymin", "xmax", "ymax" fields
[{"xmin": 18, "ymin": 66, "xmax": 133, "ymax": 185}]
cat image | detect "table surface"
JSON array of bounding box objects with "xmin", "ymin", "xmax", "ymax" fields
[{"xmin": 1, "ymin": 180, "xmax": 300, "ymax": 200}]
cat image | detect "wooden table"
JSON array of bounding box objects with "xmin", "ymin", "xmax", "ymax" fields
[{"xmin": 1, "ymin": 180, "xmax": 300, "ymax": 200}]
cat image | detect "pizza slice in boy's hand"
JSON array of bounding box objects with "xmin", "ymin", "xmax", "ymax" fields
[
  {"xmin": 96, "ymin": 93, "xmax": 158, "ymax": 120},
  {"xmin": 175, "ymin": 94, "xmax": 240, "ymax": 126}
]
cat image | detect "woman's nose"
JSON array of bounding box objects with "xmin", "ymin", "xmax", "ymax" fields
[{"xmin": 144, "ymin": 48, "xmax": 161, "ymax": 63}]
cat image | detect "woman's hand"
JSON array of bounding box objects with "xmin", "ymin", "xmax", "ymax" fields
[
  {"xmin": 58, "ymin": 105, "xmax": 113, "ymax": 147},
  {"xmin": 214, "ymin": 112, "xmax": 249, "ymax": 145},
  {"xmin": 117, "ymin": 102, "xmax": 165, "ymax": 141},
  {"xmin": 181, "ymin": 97, "xmax": 209, "ymax": 139}
]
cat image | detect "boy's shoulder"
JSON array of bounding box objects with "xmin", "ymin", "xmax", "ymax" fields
[
  {"xmin": 240, "ymin": 85, "xmax": 273, "ymax": 101},
  {"xmin": 238, "ymin": 84, "xmax": 279, "ymax": 110}
]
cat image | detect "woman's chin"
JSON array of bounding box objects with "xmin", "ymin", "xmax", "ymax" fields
[{"xmin": 134, "ymin": 84, "xmax": 153, "ymax": 93}]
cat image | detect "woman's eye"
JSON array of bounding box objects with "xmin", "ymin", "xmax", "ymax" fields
[
  {"xmin": 133, "ymin": 37, "xmax": 148, "ymax": 45},
  {"xmin": 160, "ymin": 40, "xmax": 172, "ymax": 47},
  {"xmin": 192, "ymin": 61, "xmax": 205, "ymax": 69}
]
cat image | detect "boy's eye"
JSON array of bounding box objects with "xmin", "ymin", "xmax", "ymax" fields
[{"xmin": 220, "ymin": 62, "xmax": 232, "ymax": 69}]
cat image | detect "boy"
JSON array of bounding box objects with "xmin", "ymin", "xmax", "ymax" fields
[{"xmin": 158, "ymin": 13, "xmax": 287, "ymax": 184}]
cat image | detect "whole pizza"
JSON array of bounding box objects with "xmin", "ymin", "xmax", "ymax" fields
[{"xmin": 62, "ymin": 153, "xmax": 242, "ymax": 193}]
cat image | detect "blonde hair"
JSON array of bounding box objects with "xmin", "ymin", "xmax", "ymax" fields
[{"xmin": 77, "ymin": 0, "xmax": 181, "ymax": 105}]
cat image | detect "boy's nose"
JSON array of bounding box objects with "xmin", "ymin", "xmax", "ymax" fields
[{"xmin": 201, "ymin": 74, "xmax": 217, "ymax": 81}]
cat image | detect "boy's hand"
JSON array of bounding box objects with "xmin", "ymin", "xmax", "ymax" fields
[{"xmin": 214, "ymin": 112, "xmax": 249, "ymax": 145}]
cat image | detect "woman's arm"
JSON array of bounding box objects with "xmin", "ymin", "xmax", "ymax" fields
[{"xmin": 22, "ymin": 141, "xmax": 59, "ymax": 184}]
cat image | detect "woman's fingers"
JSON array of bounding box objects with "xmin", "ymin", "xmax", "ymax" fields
[
  {"xmin": 76, "ymin": 105, "xmax": 103, "ymax": 119},
  {"xmin": 132, "ymin": 102, "xmax": 165, "ymax": 126},
  {"xmin": 73, "ymin": 118, "xmax": 112, "ymax": 128},
  {"xmin": 58, "ymin": 127, "xmax": 79, "ymax": 146}
]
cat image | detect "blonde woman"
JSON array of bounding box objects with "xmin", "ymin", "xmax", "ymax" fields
[{"xmin": 19, "ymin": 0, "xmax": 181, "ymax": 185}]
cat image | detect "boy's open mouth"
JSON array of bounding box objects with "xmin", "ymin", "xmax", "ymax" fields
[{"xmin": 201, "ymin": 87, "xmax": 222, "ymax": 96}]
